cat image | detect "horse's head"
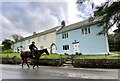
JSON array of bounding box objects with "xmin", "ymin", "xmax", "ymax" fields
[
  {"xmin": 38, "ymin": 48, "xmax": 49, "ymax": 55},
  {"xmin": 43, "ymin": 48, "xmax": 49, "ymax": 55}
]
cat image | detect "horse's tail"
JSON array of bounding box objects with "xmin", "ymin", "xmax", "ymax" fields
[{"xmin": 20, "ymin": 51, "xmax": 24, "ymax": 60}]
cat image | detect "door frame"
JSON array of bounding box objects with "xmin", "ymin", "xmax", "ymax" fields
[{"xmin": 72, "ymin": 40, "xmax": 80, "ymax": 54}]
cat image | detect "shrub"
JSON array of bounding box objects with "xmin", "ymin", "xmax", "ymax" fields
[
  {"xmin": 64, "ymin": 53, "xmax": 68, "ymax": 55},
  {"xmin": 72, "ymin": 59, "xmax": 120, "ymax": 68},
  {"xmin": 3, "ymin": 49, "xmax": 13, "ymax": 54}
]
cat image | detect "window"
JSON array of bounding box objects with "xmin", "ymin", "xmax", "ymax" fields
[
  {"xmin": 81, "ymin": 27, "xmax": 91, "ymax": 35},
  {"xmin": 44, "ymin": 34, "xmax": 47, "ymax": 40},
  {"xmin": 62, "ymin": 33, "xmax": 64, "ymax": 39},
  {"xmin": 40, "ymin": 46, "xmax": 44, "ymax": 49},
  {"xmin": 63, "ymin": 45, "xmax": 69, "ymax": 50},
  {"xmin": 62, "ymin": 32, "xmax": 68, "ymax": 39},
  {"xmin": 38, "ymin": 37, "xmax": 40, "ymax": 42},
  {"xmin": 85, "ymin": 28, "xmax": 87, "ymax": 34},
  {"xmin": 82, "ymin": 29, "xmax": 84, "ymax": 34},
  {"xmin": 88, "ymin": 27, "xmax": 90, "ymax": 33},
  {"xmin": 66, "ymin": 33, "xmax": 68, "ymax": 38}
]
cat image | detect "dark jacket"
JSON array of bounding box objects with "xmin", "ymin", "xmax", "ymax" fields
[{"xmin": 29, "ymin": 44, "xmax": 38, "ymax": 51}]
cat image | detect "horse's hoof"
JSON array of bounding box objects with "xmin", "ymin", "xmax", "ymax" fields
[{"xmin": 33, "ymin": 66, "xmax": 35, "ymax": 69}]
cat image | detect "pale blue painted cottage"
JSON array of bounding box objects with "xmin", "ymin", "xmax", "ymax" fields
[{"xmin": 56, "ymin": 19, "xmax": 109, "ymax": 55}]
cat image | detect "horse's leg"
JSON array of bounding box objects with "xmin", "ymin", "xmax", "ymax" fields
[
  {"xmin": 37, "ymin": 59, "xmax": 39, "ymax": 68},
  {"xmin": 26, "ymin": 62, "xmax": 30, "ymax": 68},
  {"xmin": 25, "ymin": 58, "xmax": 30, "ymax": 68},
  {"xmin": 26, "ymin": 61, "xmax": 30, "ymax": 68},
  {"xmin": 22, "ymin": 59, "xmax": 24, "ymax": 68},
  {"xmin": 33, "ymin": 59, "xmax": 36, "ymax": 69}
]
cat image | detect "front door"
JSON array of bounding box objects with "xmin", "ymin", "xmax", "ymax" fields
[
  {"xmin": 52, "ymin": 45, "xmax": 56, "ymax": 53},
  {"xmin": 73, "ymin": 43, "xmax": 80, "ymax": 54}
]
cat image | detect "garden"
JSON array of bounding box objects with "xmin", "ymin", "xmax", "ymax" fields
[
  {"xmin": 0, "ymin": 52, "xmax": 120, "ymax": 68},
  {"xmin": 0, "ymin": 51, "xmax": 120, "ymax": 59}
]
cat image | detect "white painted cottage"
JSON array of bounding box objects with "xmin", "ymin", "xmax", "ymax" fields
[{"xmin": 11, "ymin": 27, "xmax": 58, "ymax": 53}]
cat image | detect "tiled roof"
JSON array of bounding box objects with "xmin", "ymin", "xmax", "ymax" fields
[
  {"xmin": 14, "ymin": 26, "xmax": 59, "ymax": 43},
  {"xmin": 24, "ymin": 26, "xmax": 59, "ymax": 40},
  {"xmin": 57, "ymin": 19, "xmax": 99, "ymax": 33}
]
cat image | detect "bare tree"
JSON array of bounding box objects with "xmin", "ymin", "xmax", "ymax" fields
[{"xmin": 11, "ymin": 34, "xmax": 23, "ymax": 42}]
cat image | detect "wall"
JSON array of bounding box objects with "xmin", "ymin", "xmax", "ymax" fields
[
  {"xmin": 11, "ymin": 31, "xmax": 56, "ymax": 53},
  {"xmin": 56, "ymin": 25, "xmax": 109, "ymax": 55},
  {"xmin": 29, "ymin": 32, "xmax": 56, "ymax": 52}
]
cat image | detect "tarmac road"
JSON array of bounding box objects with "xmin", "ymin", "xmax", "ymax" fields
[{"xmin": 0, "ymin": 64, "xmax": 119, "ymax": 80}]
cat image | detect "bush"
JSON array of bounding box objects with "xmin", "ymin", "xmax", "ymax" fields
[
  {"xmin": 3, "ymin": 49, "xmax": 13, "ymax": 53},
  {"xmin": 30, "ymin": 58, "xmax": 66, "ymax": 66},
  {"xmin": 72, "ymin": 59, "xmax": 120, "ymax": 68},
  {"xmin": 64, "ymin": 53, "xmax": 68, "ymax": 55},
  {"xmin": 2, "ymin": 57, "xmax": 21, "ymax": 64}
]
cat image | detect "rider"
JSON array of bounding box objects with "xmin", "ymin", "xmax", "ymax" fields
[{"xmin": 29, "ymin": 41, "xmax": 38, "ymax": 58}]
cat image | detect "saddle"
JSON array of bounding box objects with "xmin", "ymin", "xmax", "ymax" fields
[{"xmin": 29, "ymin": 51, "xmax": 35, "ymax": 59}]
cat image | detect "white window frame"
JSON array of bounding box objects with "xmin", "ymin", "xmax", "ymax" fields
[
  {"xmin": 63, "ymin": 45, "xmax": 69, "ymax": 51},
  {"xmin": 81, "ymin": 27, "xmax": 91, "ymax": 35},
  {"xmin": 62, "ymin": 32, "xmax": 68, "ymax": 39}
]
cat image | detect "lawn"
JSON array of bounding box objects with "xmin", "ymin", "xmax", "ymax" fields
[
  {"xmin": 0, "ymin": 53, "xmax": 66, "ymax": 59},
  {"xmin": 74, "ymin": 55, "xmax": 120, "ymax": 59},
  {"xmin": 111, "ymin": 51, "xmax": 120, "ymax": 54},
  {"xmin": 74, "ymin": 51, "xmax": 120, "ymax": 59},
  {"xmin": 0, "ymin": 53, "xmax": 20, "ymax": 58},
  {"xmin": 0, "ymin": 52, "xmax": 120, "ymax": 59},
  {"xmin": 40, "ymin": 54, "xmax": 67, "ymax": 59}
]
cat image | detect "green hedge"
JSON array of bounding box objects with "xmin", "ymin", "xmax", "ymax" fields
[
  {"xmin": 30, "ymin": 58, "xmax": 66, "ymax": 66},
  {"xmin": 1, "ymin": 57, "xmax": 21, "ymax": 64},
  {"xmin": 72, "ymin": 59, "xmax": 120, "ymax": 68},
  {"xmin": 1, "ymin": 57, "xmax": 66, "ymax": 66}
]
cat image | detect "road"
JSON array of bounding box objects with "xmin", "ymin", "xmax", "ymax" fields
[{"xmin": 0, "ymin": 64, "xmax": 119, "ymax": 80}]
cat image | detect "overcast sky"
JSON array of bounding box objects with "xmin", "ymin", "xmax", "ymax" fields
[{"xmin": 0, "ymin": 0, "xmax": 107, "ymax": 44}]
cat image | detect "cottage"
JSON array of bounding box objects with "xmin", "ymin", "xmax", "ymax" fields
[
  {"xmin": 11, "ymin": 19, "xmax": 110, "ymax": 55},
  {"xmin": 11, "ymin": 27, "xmax": 58, "ymax": 53},
  {"xmin": 56, "ymin": 19, "xmax": 109, "ymax": 55}
]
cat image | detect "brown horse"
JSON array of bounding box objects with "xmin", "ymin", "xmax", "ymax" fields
[{"xmin": 20, "ymin": 49, "xmax": 49, "ymax": 68}]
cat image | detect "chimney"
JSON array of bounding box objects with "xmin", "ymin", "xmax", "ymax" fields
[
  {"xmin": 33, "ymin": 31, "xmax": 36, "ymax": 35},
  {"xmin": 56, "ymin": 20, "xmax": 66, "ymax": 31},
  {"xmin": 61, "ymin": 20, "xmax": 65, "ymax": 27}
]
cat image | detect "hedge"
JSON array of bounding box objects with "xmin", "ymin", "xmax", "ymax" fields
[
  {"xmin": 30, "ymin": 58, "xmax": 66, "ymax": 66},
  {"xmin": 1, "ymin": 57, "xmax": 66, "ymax": 66},
  {"xmin": 1, "ymin": 57, "xmax": 120, "ymax": 68},
  {"xmin": 72, "ymin": 59, "xmax": 120, "ymax": 68}
]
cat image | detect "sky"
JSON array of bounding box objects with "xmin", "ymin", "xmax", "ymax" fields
[{"xmin": 0, "ymin": 0, "xmax": 107, "ymax": 44}]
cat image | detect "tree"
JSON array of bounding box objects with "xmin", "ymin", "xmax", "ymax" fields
[
  {"xmin": 76, "ymin": 0, "xmax": 120, "ymax": 51},
  {"xmin": 2, "ymin": 39, "xmax": 14, "ymax": 51},
  {"xmin": 94, "ymin": 1, "xmax": 120, "ymax": 35},
  {"xmin": 94, "ymin": 1, "xmax": 120, "ymax": 51},
  {"xmin": 11, "ymin": 34, "xmax": 23, "ymax": 42},
  {"xmin": 76, "ymin": 0, "xmax": 120, "ymax": 35}
]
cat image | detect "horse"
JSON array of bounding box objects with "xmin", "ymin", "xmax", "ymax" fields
[{"xmin": 20, "ymin": 48, "xmax": 49, "ymax": 68}]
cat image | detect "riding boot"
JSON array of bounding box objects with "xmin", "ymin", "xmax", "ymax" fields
[{"xmin": 30, "ymin": 52, "xmax": 34, "ymax": 59}]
